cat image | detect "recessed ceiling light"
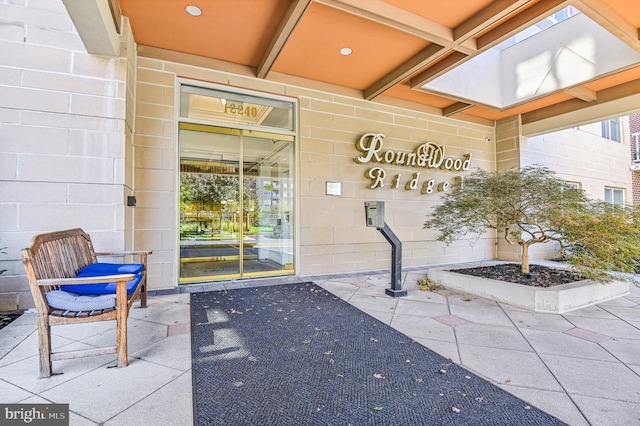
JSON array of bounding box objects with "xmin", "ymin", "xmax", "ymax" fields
[
  {"xmin": 339, "ymin": 47, "xmax": 353, "ymax": 56},
  {"xmin": 186, "ymin": 5, "xmax": 202, "ymax": 16}
]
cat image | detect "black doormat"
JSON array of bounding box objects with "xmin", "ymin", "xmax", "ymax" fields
[
  {"xmin": 191, "ymin": 282, "xmax": 566, "ymax": 425},
  {"xmin": 0, "ymin": 313, "xmax": 21, "ymax": 330}
]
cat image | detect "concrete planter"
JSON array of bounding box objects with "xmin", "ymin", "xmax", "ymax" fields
[{"xmin": 428, "ymin": 263, "xmax": 630, "ymax": 313}]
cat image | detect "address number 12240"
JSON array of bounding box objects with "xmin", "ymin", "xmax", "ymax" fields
[{"xmin": 224, "ymin": 103, "xmax": 258, "ymax": 117}]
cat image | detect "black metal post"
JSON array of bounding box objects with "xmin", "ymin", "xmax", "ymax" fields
[{"xmin": 379, "ymin": 223, "xmax": 406, "ymax": 297}]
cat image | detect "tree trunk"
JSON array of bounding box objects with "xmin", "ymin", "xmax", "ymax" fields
[{"xmin": 520, "ymin": 243, "xmax": 530, "ymax": 274}]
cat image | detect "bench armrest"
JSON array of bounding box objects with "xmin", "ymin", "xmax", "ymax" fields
[
  {"xmin": 95, "ymin": 251, "xmax": 152, "ymax": 257},
  {"xmin": 36, "ymin": 274, "xmax": 136, "ymax": 287}
]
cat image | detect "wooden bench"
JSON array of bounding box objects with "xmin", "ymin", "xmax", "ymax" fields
[{"xmin": 21, "ymin": 228, "xmax": 151, "ymax": 378}]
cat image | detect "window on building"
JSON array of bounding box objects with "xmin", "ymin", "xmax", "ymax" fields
[
  {"xmin": 604, "ymin": 187, "xmax": 624, "ymax": 206},
  {"xmin": 601, "ymin": 117, "xmax": 621, "ymax": 142},
  {"xmin": 632, "ymin": 132, "xmax": 640, "ymax": 161}
]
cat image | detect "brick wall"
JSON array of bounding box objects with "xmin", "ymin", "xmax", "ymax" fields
[{"xmin": 630, "ymin": 114, "xmax": 640, "ymax": 206}]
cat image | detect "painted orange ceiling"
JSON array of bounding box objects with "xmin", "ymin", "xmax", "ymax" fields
[
  {"xmin": 383, "ymin": 83, "xmax": 457, "ymax": 110},
  {"xmin": 381, "ymin": 0, "xmax": 498, "ymax": 27},
  {"xmin": 120, "ymin": 0, "xmax": 289, "ymax": 66},
  {"xmin": 585, "ymin": 67, "xmax": 640, "ymax": 92},
  {"xmin": 271, "ymin": 3, "xmax": 431, "ymax": 90},
  {"xmin": 604, "ymin": 0, "xmax": 640, "ymax": 27},
  {"xmin": 119, "ymin": 0, "xmax": 640, "ymax": 125}
]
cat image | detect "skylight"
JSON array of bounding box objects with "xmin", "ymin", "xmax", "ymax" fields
[
  {"xmin": 421, "ymin": 6, "xmax": 640, "ymax": 110},
  {"xmin": 493, "ymin": 6, "xmax": 582, "ymax": 52}
]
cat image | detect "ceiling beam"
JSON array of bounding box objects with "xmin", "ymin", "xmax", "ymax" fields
[
  {"xmin": 575, "ymin": 0, "xmax": 640, "ymax": 53},
  {"xmin": 476, "ymin": 0, "xmax": 569, "ymax": 50},
  {"xmin": 409, "ymin": 51, "xmax": 468, "ymax": 89},
  {"xmin": 257, "ymin": 0, "xmax": 312, "ymax": 79},
  {"xmin": 317, "ymin": 0, "xmax": 476, "ymax": 54},
  {"xmin": 564, "ymin": 86, "xmax": 597, "ymax": 102},
  {"xmin": 410, "ymin": 0, "xmax": 570, "ymax": 106},
  {"xmin": 443, "ymin": 102, "xmax": 474, "ymax": 117},
  {"xmin": 522, "ymin": 78, "xmax": 640, "ymax": 124},
  {"xmin": 107, "ymin": 0, "xmax": 121, "ymax": 34},
  {"xmin": 61, "ymin": 0, "xmax": 120, "ymax": 56},
  {"xmin": 453, "ymin": 0, "xmax": 534, "ymax": 43},
  {"xmin": 364, "ymin": 44, "xmax": 447, "ymax": 100},
  {"xmin": 408, "ymin": 0, "xmax": 571, "ymax": 95}
]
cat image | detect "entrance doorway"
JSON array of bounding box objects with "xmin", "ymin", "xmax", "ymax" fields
[
  {"xmin": 177, "ymin": 83, "xmax": 297, "ymax": 283},
  {"xmin": 179, "ymin": 124, "xmax": 295, "ymax": 282}
]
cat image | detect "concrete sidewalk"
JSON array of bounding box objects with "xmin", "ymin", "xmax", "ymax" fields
[{"xmin": 1, "ymin": 269, "xmax": 639, "ymax": 425}]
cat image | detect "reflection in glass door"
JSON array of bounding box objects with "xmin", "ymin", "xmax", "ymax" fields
[{"xmin": 179, "ymin": 125, "xmax": 295, "ymax": 282}]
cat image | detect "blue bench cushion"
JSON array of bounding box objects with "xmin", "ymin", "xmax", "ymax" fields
[
  {"xmin": 46, "ymin": 289, "xmax": 116, "ymax": 311},
  {"xmin": 78, "ymin": 263, "xmax": 145, "ymax": 276},
  {"xmin": 61, "ymin": 262, "xmax": 145, "ymax": 295},
  {"xmin": 60, "ymin": 273, "xmax": 142, "ymax": 295}
]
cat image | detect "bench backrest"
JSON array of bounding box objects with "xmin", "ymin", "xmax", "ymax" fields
[{"xmin": 22, "ymin": 228, "xmax": 98, "ymax": 284}]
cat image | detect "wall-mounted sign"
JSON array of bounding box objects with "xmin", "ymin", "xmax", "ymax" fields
[
  {"xmin": 326, "ymin": 181, "xmax": 342, "ymax": 196},
  {"xmin": 354, "ymin": 133, "xmax": 471, "ymax": 193}
]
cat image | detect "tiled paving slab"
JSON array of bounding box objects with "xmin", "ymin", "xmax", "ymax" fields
[{"xmin": 1, "ymin": 272, "xmax": 638, "ymax": 426}]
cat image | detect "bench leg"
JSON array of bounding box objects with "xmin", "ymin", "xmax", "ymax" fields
[
  {"xmin": 116, "ymin": 283, "xmax": 128, "ymax": 367},
  {"xmin": 140, "ymin": 255, "xmax": 148, "ymax": 309},
  {"xmin": 141, "ymin": 280, "xmax": 148, "ymax": 309},
  {"xmin": 36, "ymin": 314, "xmax": 52, "ymax": 378}
]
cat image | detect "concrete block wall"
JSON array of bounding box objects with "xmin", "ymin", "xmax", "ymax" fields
[
  {"xmin": 3, "ymin": 0, "xmax": 633, "ymax": 303},
  {"xmin": 130, "ymin": 57, "xmax": 180, "ymax": 289},
  {"xmin": 296, "ymin": 92, "xmax": 496, "ymax": 275},
  {"xmin": 495, "ymin": 116, "xmax": 522, "ymax": 262},
  {"xmin": 522, "ymin": 123, "xmax": 632, "ymax": 260},
  {"xmin": 131, "ymin": 57, "xmax": 496, "ymax": 283},
  {"xmin": 523, "ymin": 119, "xmax": 632, "ymax": 201},
  {"xmin": 0, "ymin": 0, "xmax": 132, "ymax": 310}
]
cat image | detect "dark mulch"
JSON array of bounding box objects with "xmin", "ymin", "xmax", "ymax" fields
[
  {"xmin": 191, "ymin": 282, "xmax": 566, "ymax": 425},
  {"xmin": 0, "ymin": 312, "xmax": 22, "ymax": 330},
  {"xmin": 452, "ymin": 263, "xmax": 585, "ymax": 288}
]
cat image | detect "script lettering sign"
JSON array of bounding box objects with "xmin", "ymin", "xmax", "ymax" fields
[{"xmin": 354, "ymin": 133, "xmax": 471, "ymax": 193}]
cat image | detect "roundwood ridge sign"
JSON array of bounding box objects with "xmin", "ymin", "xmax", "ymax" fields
[{"xmin": 354, "ymin": 133, "xmax": 472, "ymax": 193}]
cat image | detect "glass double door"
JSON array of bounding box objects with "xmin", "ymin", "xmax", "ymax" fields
[{"xmin": 179, "ymin": 124, "xmax": 294, "ymax": 282}]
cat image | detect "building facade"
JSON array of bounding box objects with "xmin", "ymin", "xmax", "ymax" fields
[
  {"xmin": 630, "ymin": 114, "xmax": 640, "ymax": 206},
  {"xmin": 0, "ymin": 1, "xmax": 635, "ymax": 310}
]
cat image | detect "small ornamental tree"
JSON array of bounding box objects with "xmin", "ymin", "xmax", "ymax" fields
[
  {"xmin": 423, "ymin": 165, "xmax": 635, "ymax": 278},
  {"xmin": 559, "ymin": 201, "xmax": 640, "ymax": 281}
]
